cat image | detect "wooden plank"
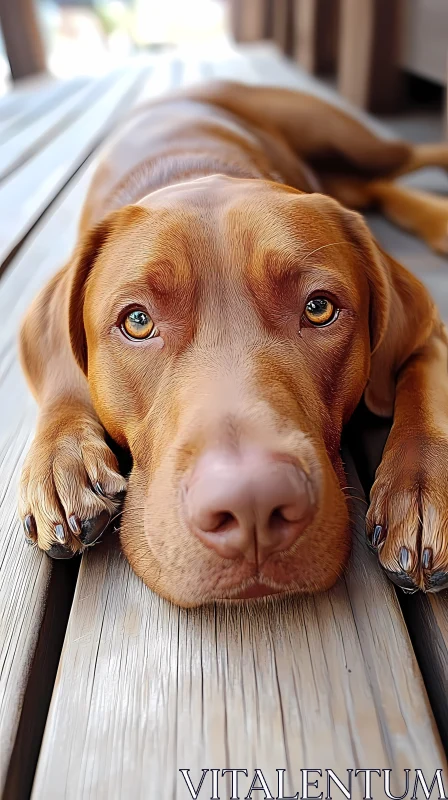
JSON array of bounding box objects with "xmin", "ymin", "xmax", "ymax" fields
[
  {"xmin": 0, "ymin": 165, "xmax": 95, "ymax": 799},
  {"xmin": 0, "ymin": 78, "xmax": 113, "ymax": 181},
  {"xmin": 32, "ymin": 50, "xmax": 446, "ymax": 798},
  {"xmin": 32, "ymin": 457, "xmax": 445, "ymax": 799},
  {"xmin": 0, "ymin": 78, "xmax": 71, "ymax": 126},
  {"xmin": 0, "ymin": 58, "xmax": 176, "ymax": 798},
  {"xmin": 337, "ymin": 0, "xmax": 402, "ymax": 112},
  {"xmin": 293, "ymin": 0, "xmax": 339, "ymax": 74},
  {"xmin": 0, "ymin": 65, "xmax": 148, "ymax": 273},
  {"xmin": 0, "ymin": 0, "xmax": 47, "ymax": 81},
  {"xmin": 0, "ymin": 163, "xmax": 83, "ymax": 800},
  {"xmin": 0, "ymin": 77, "xmax": 91, "ymax": 144}
]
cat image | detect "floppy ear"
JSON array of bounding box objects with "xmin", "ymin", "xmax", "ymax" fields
[
  {"xmin": 68, "ymin": 219, "xmax": 111, "ymax": 374},
  {"xmin": 345, "ymin": 212, "xmax": 437, "ymax": 417},
  {"xmin": 68, "ymin": 206, "xmax": 147, "ymax": 374}
]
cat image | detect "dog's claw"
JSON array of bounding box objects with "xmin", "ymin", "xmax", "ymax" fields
[
  {"xmin": 68, "ymin": 515, "xmax": 80, "ymax": 534},
  {"xmin": 46, "ymin": 542, "xmax": 77, "ymax": 560},
  {"xmin": 54, "ymin": 523, "xmax": 66, "ymax": 544},
  {"xmin": 426, "ymin": 571, "xmax": 448, "ymax": 591},
  {"xmin": 422, "ymin": 547, "xmax": 433, "ymax": 571},
  {"xmin": 79, "ymin": 509, "xmax": 111, "ymax": 546},
  {"xmin": 384, "ymin": 568, "xmax": 417, "ymax": 592},
  {"xmin": 369, "ymin": 524, "xmax": 386, "ymax": 549},
  {"xmin": 398, "ymin": 546, "xmax": 412, "ymax": 572},
  {"xmin": 23, "ymin": 514, "xmax": 36, "ymax": 543}
]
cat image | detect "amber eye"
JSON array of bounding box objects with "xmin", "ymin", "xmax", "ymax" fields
[
  {"xmin": 121, "ymin": 309, "xmax": 157, "ymax": 340},
  {"xmin": 304, "ymin": 297, "xmax": 337, "ymax": 326}
]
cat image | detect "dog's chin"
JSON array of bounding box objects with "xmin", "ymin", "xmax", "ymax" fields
[
  {"xmin": 228, "ymin": 583, "xmax": 283, "ymax": 599},
  {"xmin": 218, "ymin": 574, "xmax": 296, "ymax": 600},
  {"xmin": 160, "ymin": 580, "xmax": 296, "ymax": 607},
  {"xmin": 120, "ymin": 469, "xmax": 350, "ymax": 607},
  {"xmin": 121, "ymin": 521, "xmax": 350, "ymax": 607}
]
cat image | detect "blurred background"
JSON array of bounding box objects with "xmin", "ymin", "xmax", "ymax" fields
[{"xmin": 0, "ymin": 0, "xmax": 447, "ymax": 116}]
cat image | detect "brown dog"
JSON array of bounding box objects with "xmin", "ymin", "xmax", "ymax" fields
[{"xmin": 18, "ymin": 81, "xmax": 448, "ymax": 606}]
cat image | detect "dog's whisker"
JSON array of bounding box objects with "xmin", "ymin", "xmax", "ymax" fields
[{"xmin": 299, "ymin": 240, "xmax": 350, "ymax": 263}]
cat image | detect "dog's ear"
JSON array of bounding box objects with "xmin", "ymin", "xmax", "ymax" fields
[
  {"xmin": 68, "ymin": 206, "xmax": 147, "ymax": 374},
  {"xmin": 345, "ymin": 211, "xmax": 437, "ymax": 417}
]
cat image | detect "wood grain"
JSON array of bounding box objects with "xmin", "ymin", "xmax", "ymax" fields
[
  {"xmin": 32, "ymin": 455, "xmax": 445, "ymax": 799},
  {"xmin": 0, "ymin": 78, "xmax": 89, "ymax": 139},
  {"xmin": 0, "ymin": 77, "xmax": 113, "ymax": 181},
  {"xmin": 31, "ymin": 49, "xmax": 446, "ymax": 800},
  {"xmin": 0, "ymin": 61, "xmax": 171, "ymax": 796},
  {"xmin": 0, "ymin": 65, "xmax": 147, "ymax": 271},
  {"xmin": 0, "ymin": 173, "xmax": 91, "ymax": 799}
]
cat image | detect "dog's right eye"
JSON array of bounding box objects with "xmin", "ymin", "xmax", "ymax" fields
[
  {"xmin": 304, "ymin": 297, "xmax": 337, "ymax": 327},
  {"xmin": 121, "ymin": 309, "xmax": 158, "ymax": 340}
]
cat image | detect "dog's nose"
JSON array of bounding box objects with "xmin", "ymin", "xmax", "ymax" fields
[{"xmin": 184, "ymin": 448, "xmax": 315, "ymax": 564}]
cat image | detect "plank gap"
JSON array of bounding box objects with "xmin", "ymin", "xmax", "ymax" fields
[{"xmin": 3, "ymin": 558, "xmax": 80, "ymax": 800}]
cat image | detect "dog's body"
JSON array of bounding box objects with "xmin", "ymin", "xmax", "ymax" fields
[{"xmin": 19, "ymin": 81, "xmax": 448, "ymax": 605}]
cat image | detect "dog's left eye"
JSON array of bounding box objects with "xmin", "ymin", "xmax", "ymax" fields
[
  {"xmin": 304, "ymin": 297, "xmax": 338, "ymax": 326},
  {"xmin": 121, "ymin": 309, "xmax": 158, "ymax": 340}
]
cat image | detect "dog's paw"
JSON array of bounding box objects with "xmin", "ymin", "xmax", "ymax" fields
[
  {"xmin": 429, "ymin": 221, "xmax": 448, "ymax": 256},
  {"xmin": 19, "ymin": 415, "xmax": 127, "ymax": 558},
  {"xmin": 418, "ymin": 196, "xmax": 448, "ymax": 255},
  {"xmin": 366, "ymin": 436, "xmax": 448, "ymax": 593}
]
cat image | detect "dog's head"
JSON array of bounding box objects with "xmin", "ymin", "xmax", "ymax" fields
[{"xmin": 69, "ymin": 175, "xmax": 434, "ymax": 605}]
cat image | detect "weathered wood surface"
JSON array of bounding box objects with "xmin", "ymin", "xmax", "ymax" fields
[
  {"xmin": 0, "ymin": 61, "xmax": 174, "ymax": 797},
  {"xmin": 0, "ymin": 65, "xmax": 148, "ymax": 271},
  {"xmin": 0, "ymin": 77, "xmax": 107, "ymax": 181},
  {"xmin": 31, "ymin": 48, "xmax": 446, "ymax": 799},
  {"xmin": 32, "ymin": 460, "xmax": 445, "ymax": 799},
  {"xmin": 0, "ymin": 77, "xmax": 90, "ymax": 139}
]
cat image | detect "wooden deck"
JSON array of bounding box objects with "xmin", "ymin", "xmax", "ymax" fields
[{"xmin": 1, "ymin": 44, "xmax": 448, "ymax": 799}]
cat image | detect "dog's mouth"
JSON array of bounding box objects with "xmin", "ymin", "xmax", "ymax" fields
[
  {"xmin": 230, "ymin": 583, "xmax": 283, "ymax": 599},
  {"xmin": 222, "ymin": 575, "xmax": 289, "ymax": 600}
]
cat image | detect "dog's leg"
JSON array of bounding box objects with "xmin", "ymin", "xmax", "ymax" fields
[
  {"xmin": 393, "ymin": 143, "xmax": 448, "ymax": 177},
  {"xmin": 189, "ymin": 82, "xmax": 448, "ymax": 183},
  {"xmin": 19, "ymin": 268, "xmax": 127, "ymax": 558},
  {"xmin": 185, "ymin": 82, "xmax": 413, "ymax": 174},
  {"xmin": 366, "ymin": 323, "xmax": 448, "ymax": 593},
  {"xmin": 323, "ymin": 175, "xmax": 448, "ymax": 254}
]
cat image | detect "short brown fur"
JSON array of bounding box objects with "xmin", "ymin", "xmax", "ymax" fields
[{"xmin": 19, "ymin": 81, "xmax": 448, "ymax": 603}]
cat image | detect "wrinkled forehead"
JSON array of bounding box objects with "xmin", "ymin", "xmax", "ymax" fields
[{"xmin": 87, "ymin": 177, "xmax": 364, "ymax": 304}]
